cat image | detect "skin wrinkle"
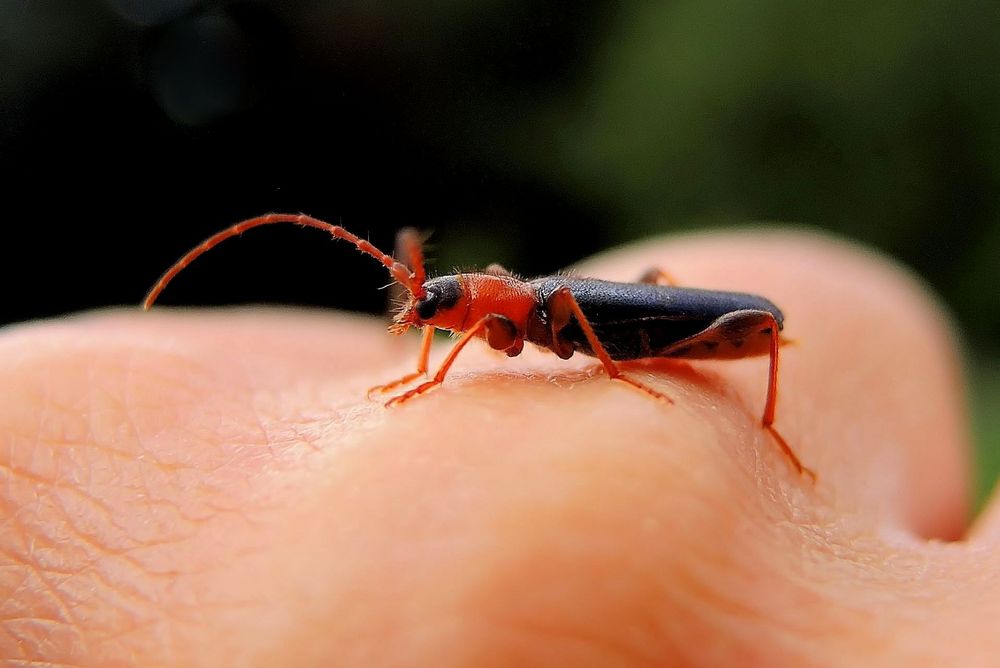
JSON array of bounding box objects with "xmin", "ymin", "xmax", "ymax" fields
[
  {"xmin": 215, "ymin": 351, "xmax": 296, "ymax": 473},
  {"xmin": 672, "ymin": 552, "xmax": 819, "ymax": 665},
  {"xmin": 49, "ymin": 475, "xmax": 153, "ymax": 551},
  {"xmin": 115, "ymin": 350, "xmax": 186, "ymax": 552},
  {"xmin": 674, "ymin": 512, "xmax": 893, "ymax": 664},
  {"xmin": 1, "ymin": 337, "xmax": 291, "ymax": 663},
  {"xmin": 802, "ymin": 542, "xmax": 954, "ymax": 660},
  {"xmin": 2, "ymin": 540, "xmax": 83, "ymax": 658},
  {"xmin": 4, "ymin": 541, "xmax": 119, "ymax": 615},
  {"xmin": 204, "ymin": 362, "xmax": 350, "ymax": 478},
  {"xmin": 40, "ymin": 370, "xmax": 203, "ymax": 579},
  {"xmin": 322, "ymin": 616, "xmax": 616, "ymax": 668},
  {"xmin": 19, "ymin": 516, "xmax": 159, "ymax": 658},
  {"xmin": 456, "ymin": 412, "xmax": 720, "ymax": 662},
  {"xmin": 0, "ymin": 571, "xmax": 74, "ymax": 655},
  {"xmin": 45, "ymin": 493, "xmax": 186, "ymax": 584},
  {"xmin": 488, "ymin": 619, "xmax": 653, "ymax": 667},
  {"xmin": 488, "ymin": 564, "xmax": 668, "ymax": 665},
  {"xmin": 673, "ymin": 500, "xmax": 800, "ymax": 656}
]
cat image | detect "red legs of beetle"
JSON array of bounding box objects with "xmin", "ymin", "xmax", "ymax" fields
[
  {"xmin": 638, "ymin": 267, "xmax": 679, "ymax": 286},
  {"xmin": 758, "ymin": 313, "xmax": 816, "ymax": 482},
  {"xmin": 379, "ymin": 285, "xmax": 677, "ymax": 409},
  {"xmin": 758, "ymin": 312, "xmax": 781, "ymax": 427},
  {"xmin": 372, "ymin": 230, "xmax": 436, "ymax": 396},
  {"xmin": 734, "ymin": 310, "xmax": 814, "ymax": 480},
  {"xmin": 765, "ymin": 424, "xmax": 813, "ymax": 481},
  {"xmin": 376, "ymin": 262, "xmax": 519, "ymax": 402},
  {"xmin": 637, "ymin": 268, "xmax": 809, "ymax": 475},
  {"xmin": 638, "ymin": 267, "xmax": 806, "ymax": 472},
  {"xmin": 385, "ymin": 315, "xmax": 510, "ymax": 406},
  {"xmin": 635, "ymin": 271, "xmax": 811, "ymax": 479},
  {"xmin": 370, "ymin": 268, "xmax": 812, "ymax": 479},
  {"xmin": 656, "ymin": 309, "xmax": 813, "ymax": 480},
  {"xmin": 368, "ymin": 325, "xmax": 435, "ymax": 396},
  {"xmin": 547, "ymin": 286, "xmax": 674, "ymax": 404},
  {"xmin": 374, "ymin": 313, "xmax": 521, "ymax": 402}
]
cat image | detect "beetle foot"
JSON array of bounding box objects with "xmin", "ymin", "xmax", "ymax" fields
[
  {"xmin": 367, "ymin": 372, "xmax": 426, "ymax": 398},
  {"xmin": 765, "ymin": 424, "xmax": 817, "ymax": 484},
  {"xmin": 610, "ymin": 374, "xmax": 675, "ymax": 404},
  {"xmin": 385, "ymin": 381, "xmax": 441, "ymax": 407}
]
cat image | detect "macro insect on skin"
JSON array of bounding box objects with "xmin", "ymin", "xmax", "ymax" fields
[{"xmin": 143, "ymin": 213, "xmax": 815, "ymax": 480}]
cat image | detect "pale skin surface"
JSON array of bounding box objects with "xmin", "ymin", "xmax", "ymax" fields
[{"xmin": 2, "ymin": 230, "xmax": 998, "ymax": 667}]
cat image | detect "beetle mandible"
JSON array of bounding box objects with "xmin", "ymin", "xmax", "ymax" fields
[{"xmin": 143, "ymin": 213, "xmax": 814, "ymax": 480}]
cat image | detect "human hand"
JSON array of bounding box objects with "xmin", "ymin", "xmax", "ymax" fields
[{"xmin": 2, "ymin": 231, "xmax": 989, "ymax": 666}]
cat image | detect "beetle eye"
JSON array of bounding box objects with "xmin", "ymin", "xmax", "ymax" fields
[{"xmin": 415, "ymin": 291, "xmax": 439, "ymax": 320}]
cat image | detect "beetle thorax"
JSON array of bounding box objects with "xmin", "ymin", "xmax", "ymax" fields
[
  {"xmin": 401, "ymin": 273, "xmax": 538, "ymax": 334},
  {"xmin": 461, "ymin": 273, "xmax": 538, "ymax": 332}
]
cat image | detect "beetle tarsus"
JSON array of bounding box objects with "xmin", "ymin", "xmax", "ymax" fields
[
  {"xmin": 385, "ymin": 381, "xmax": 441, "ymax": 406},
  {"xmin": 766, "ymin": 424, "xmax": 817, "ymax": 483},
  {"xmin": 610, "ymin": 374, "xmax": 675, "ymax": 404},
  {"xmin": 368, "ymin": 371, "xmax": 426, "ymax": 397}
]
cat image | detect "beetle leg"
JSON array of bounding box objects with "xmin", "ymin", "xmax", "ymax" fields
[
  {"xmin": 638, "ymin": 267, "xmax": 678, "ymax": 286},
  {"xmin": 484, "ymin": 314, "xmax": 523, "ymax": 356},
  {"xmin": 394, "ymin": 227, "xmax": 427, "ymax": 285},
  {"xmin": 547, "ymin": 286, "xmax": 674, "ymax": 403},
  {"xmin": 385, "ymin": 314, "xmax": 506, "ymax": 406},
  {"xmin": 759, "ymin": 313, "xmax": 816, "ymax": 482},
  {"xmin": 369, "ymin": 325, "xmax": 435, "ymax": 396},
  {"xmin": 659, "ymin": 309, "xmax": 814, "ymax": 480},
  {"xmin": 664, "ymin": 310, "xmax": 785, "ymax": 424}
]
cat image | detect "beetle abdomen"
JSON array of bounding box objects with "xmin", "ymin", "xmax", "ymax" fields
[{"xmin": 531, "ymin": 277, "xmax": 784, "ymax": 361}]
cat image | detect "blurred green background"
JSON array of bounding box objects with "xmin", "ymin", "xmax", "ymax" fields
[{"xmin": 1, "ymin": 0, "xmax": 997, "ymax": 503}]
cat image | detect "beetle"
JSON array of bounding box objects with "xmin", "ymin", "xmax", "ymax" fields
[{"xmin": 144, "ymin": 213, "xmax": 813, "ymax": 480}]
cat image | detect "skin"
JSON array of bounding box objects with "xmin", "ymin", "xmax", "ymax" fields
[{"xmin": 1, "ymin": 230, "xmax": 996, "ymax": 667}]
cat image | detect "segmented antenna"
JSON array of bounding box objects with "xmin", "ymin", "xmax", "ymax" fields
[{"xmin": 142, "ymin": 213, "xmax": 425, "ymax": 309}]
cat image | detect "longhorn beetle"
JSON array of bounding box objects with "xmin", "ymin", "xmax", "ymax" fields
[{"xmin": 144, "ymin": 213, "xmax": 813, "ymax": 479}]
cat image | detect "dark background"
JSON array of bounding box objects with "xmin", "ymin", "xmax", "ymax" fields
[{"xmin": 2, "ymin": 1, "xmax": 998, "ymax": 499}]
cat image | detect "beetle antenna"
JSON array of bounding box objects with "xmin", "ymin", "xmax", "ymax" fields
[{"xmin": 142, "ymin": 213, "xmax": 425, "ymax": 309}]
